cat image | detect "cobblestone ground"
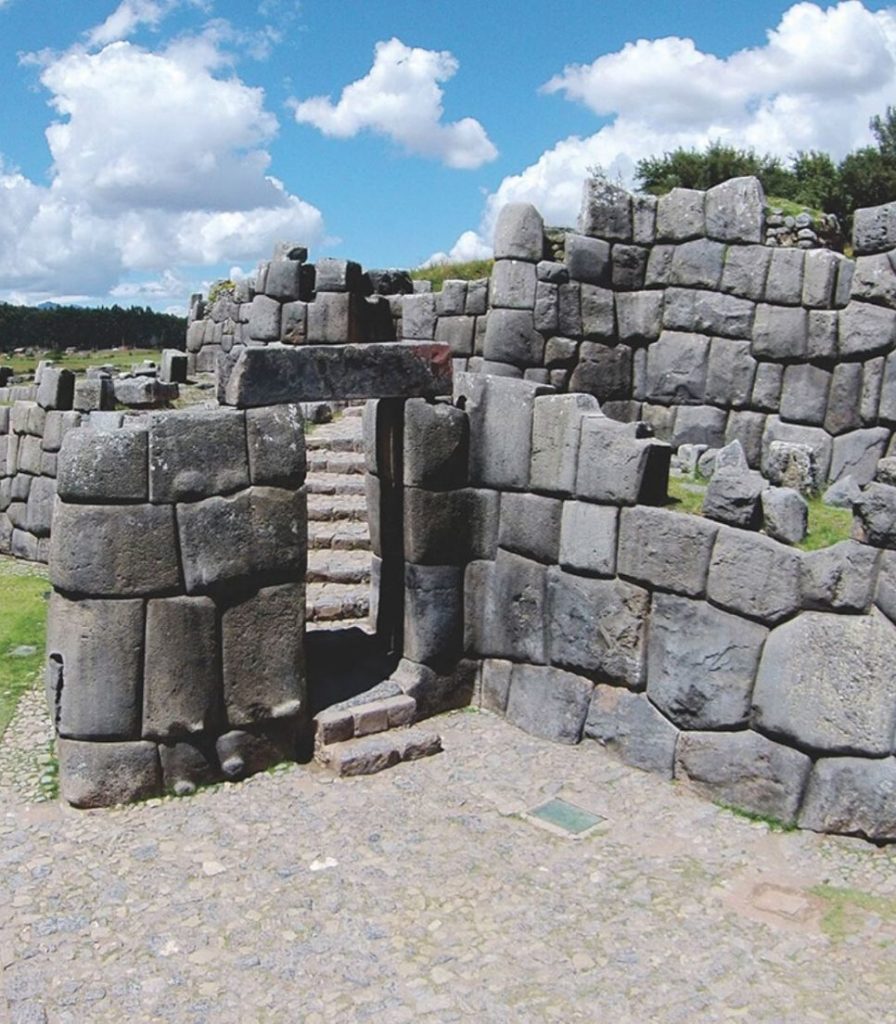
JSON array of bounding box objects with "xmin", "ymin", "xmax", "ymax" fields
[{"xmin": 3, "ymin": 690, "xmax": 896, "ymax": 1023}]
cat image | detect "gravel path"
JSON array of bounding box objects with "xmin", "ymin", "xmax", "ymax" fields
[{"xmin": 2, "ymin": 691, "xmax": 895, "ymax": 1023}]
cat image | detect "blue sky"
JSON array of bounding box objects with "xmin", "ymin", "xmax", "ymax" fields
[{"xmin": 0, "ymin": 0, "xmax": 893, "ymax": 312}]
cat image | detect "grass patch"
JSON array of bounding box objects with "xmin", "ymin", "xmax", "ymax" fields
[
  {"xmin": 766, "ymin": 196, "xmax": 824, "ymax": 220},
  {"xmin": 799, "ymin": 496, "xmax": 854, "ymax": 551},
  {"xmin": 811, "ymin": 884, "xmax": 896, "ymax": 941},
  {"xmin": 717, "ymin": 801, "xmax": 797, "ymax": 832},
  {"xmin": 0, "ymin": 558, "xmax": 51, "ymax": 738},
  {"xmin": 665, "ymin": 474, "xmax": 707, "ymax": 516},
  {"xmin": 0, "ymin": 348, "xmax": 164, "ymax": 377},
  {"xmin": 411, "ymin": 259, "xmax": 494, "ymax": 291}
]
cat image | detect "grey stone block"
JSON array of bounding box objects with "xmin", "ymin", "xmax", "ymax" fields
[
  {"xmin": 143, "ymin": 596, "xmax": 219, "ymax": 739},
  {"xmin": 24, "ymin": 476, "xmax": 55, "ymax": 537},
  {"xmin": 404, "ymin": 564, "xmax": 462, "ymax": 666},
  {"xmin": 656, "ymin": 188, "xmax": 704, "ymax": 240},
  {"xmin": 11, "ymin": 527, "xmax": 38, "ymax": 561},
  {"xmin": 566, "ymin": 234, "xmax": 611, "ymax": 286},
  {"xmin": 559, "ymin": 500, "xmax": 618, "ymax": 576},
  {"xmin": 392, "ymin": 657, "xmax": 476, "ymax": 719},
  {"xmin": 490, "ymin": 260, "xmax": 537, "ymax": 309},
  {"xmin": 707, "ymin": 527, "xmax": 801, "ymax": 623},
  {"xmin": 807, "ymin": 310, "xmax": 838, "ymax": 360},
  {"xmin": 215, "ymin": 725, "xmax": 297, "ymax": 779},
  {"xmin": 880, "ymin": 351, "xmax": 896, "ymax": 422},
  {"xmin": 584, "ymin": 685, "xmax": 678, "ymax": 777},
  {"xmin": 404, "ymin": 486, "xmax": 498, "ymax": 564},
  {"xmin": 803, "ymin": 249, "xmax": 841, "ymax": 307},
  {"xmin": 475, "ymin": 550, "xmax": 547, "ymax": 664},
  {"xmin": 264, "ymin": 259, "xmax": 302, "ymax": 302},
  {"xmin": 222, "ymin": 582, "xmax": 305, "ymax": 726},
  {"xmin": 861, "ymin": 356, "xmax": 884, "ymax": 422},
  {"xmin": 57, "ymin": 427, "xmax": 148, "ymax": 502},
  {"xmin": 306, "ymin": 292, "xmax": 362, "ymax": 344},
  {"xmin": 646, "ymin": 331, "xmax": 709, "ymax": 404},
  {"xmin": 247, "ymin": 294, "xmax": 281, "ymax": 341},
  {"xmin": 160, "ymin": 350, "xmax": 188, "ymax": 384},
  {"xmin": 404, "ymin": 398, "xmax": 468, "ymax": 490},
  {"xmin": 465, "ymin": 277, "xmax": 489, "ymax": 314},
  {"xmin": 482, "ymin": 308, "xmax": 543, "ymax": 367},
  {"xmin": 578, "ymin": 178, "xmax": 633, "ymax": 241},
  {"xmin": 537, "ymin": 260, "xmax": 568, "ymax": 284},
  {"xmin": 751, "ymin": 362, "xmax": 783, "ymax": 412},
  {"xmin": 618, "ymin": 505, "xmax": 717, "ymax": 597},
  {"xmin": 670, "ymin": 405, "xmax": 728, "ymax": 448},
  {"xmin": 42, "ymin": 410, "xmax": 81, "ymax": 453},
  {"xmin": 762, "ymin": 486, "xmax": 807, "ymax": 545},
  {"xmin": 59, "ymin": 739, "xmax": 161, "ymax": 808},
  {"xmin": 50, "ymin": 502, "xmax": 180, "ymax": 597},
  {"xmin": 780, "ymin": 363, "xmax": 831, "ymax": 427},
  {"xmin": 149, "ymin": 408, "xmax": 247, "ymax": 502},
  {"xmin": 281, "ymin": 300, "xmax": 307, "ymax": 343},
  {"xmin": 720, "ymin": 244, "xmax": 771, "ymax": 301},
  {"xmin": 493, "ymin": 202, "xmax": 544, "ymax": 261},
  {"xmin": 839, "ymin": 301, "xmax": 896, "ymax": 357},
  {"xmin": 499, "ymin": 491, "xmax": 562, "ymax": 563},
  {"xmin": 159, "ymin": 741, "xmax": 221, "ymax": 797},
  {"xmin": 647, "ymin": 593, "xmax": 767, "ymax": 729},
  {"xmin": 751, "ymin": 305, "xmax": 808, "ymax": 359},
  {"xmin": 557, "ymin": 281, "xmax": 583, "ymax": 336},
  {"xmin": 530, "ymin": 393, "xmax": 600, "ymax": 495},
  {"xmin": 830, "ymin": 427, "xmax": 890, "ymax": 486},
  {"xmin": 675, "ymin": 730, "xmax": 811, "ymax": 825},
  {"xmin": 705, "ymin": 338, "xmax": 757, "ymax": 407},
  {"xmin": 824, "ymin": 363, "xmax": 863, "ymax": 435},
  {"xmin": 801, "ymin": 540, "xmax": 878, "ymax": 612},
  {"xmin": 36, "ymin": 367, "xmax": 75, "ymax": 411},
  {"xmin": 225, "ymin": 342, "xmax": 452, "ymax": 406},
  {"xmin": 616, "ymin": 291, "xmax": 663, "ymax": 342},
  {"xmin": 822, "ymin": 474, "xmax": 860, "ymax": 508},
  {"xmin": 632, "ymin": 193, "xmax": 657, "ymax": 244},
  {"xmin": 505, "ymin": 663, "xmax": 592, "ymax": 744},
  {"xmin": 799, "ymin": 757, "xmax": 896, "ymax": 842},
  {"xmin": 568, "ymin": 343, "xmax": 631, "ymax": 403},
  {"xmin": 177, "ymin": 486, "xmax": 306, "ymax": 593},
  {"xmin": 663, "ymin": 287, "xmax": 755, "ymax": 339},
  {"xmin": 245, "ymin": 403, "xmax": 306, "ymax": 487},
  {"xmin": 705, "ymin": 177, "xmax": 765, "ymax": 243},
  {"xmin": 853, "ymin": 481, "xmax": 896, "ymax": 546},
  {"xmin": 765, "ymin": 248, "xmax": 805, "ymax": 305},
  {"xmin": 669, "ymin": 239, "xmax": 725, "ymax": 289},
  {"xmin": 754, "ymin": 609, "xmax": 896, "ymax": 755},
  {"xmin": 17, "ymin": 435, "xmax": 43, "ymax": 475},
  {"xmin": 645, "ymin": 244, "xmax": 675, "ymax": 287},
  {"xmin": 401, "ymin": 293, "xmax": 437, "ymax": 339},
  {"xmin": 580, "ymin": 284, "xmax": 615, "ymax": 339},
  {"xmin": 611, "ymin": 243, "xmax": 648, "ymax": 290},
  {"xmin": 703, "ymin": 456, "xmax": 764, "ymax": 529},
  {"xmin": 853, "ymin": 201, "xmax": 896, "ymax": 255},
  {"xmin": 533, "ymin": 281, "xmax": 558, "ymax": 333},
  {"xmin": 434, "ymin": 315, "xmax": 476, "ymax": 356},
  {"xmin": 48, "ymin": 594, "xmax": 144, "ymax": 739},
  {"xmin": 762, "ymin": 417, "xmax": 832, "ymax": 483},
  {"xmin": 576, "ymin": 416, "xmax": 669, "ymax": 505},
  {"xmin": 73, "ymin": 377, "xmax": 114, "ymax": 413},
  {"xmin": 548, "ymin": 568, "xmax": 649, "ymax": 687},
  {"xmin": 315, "ymin": 257, "xmax": 362, "ymax": 293},
  {"xmin": 480, "ymin": 658, "xmax": 513, "ymax": 714}
]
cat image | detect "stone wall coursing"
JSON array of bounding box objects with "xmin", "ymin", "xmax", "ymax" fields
[{"xmin": 45, "ymin": 404, "xmax": 309, "ymax": 807}]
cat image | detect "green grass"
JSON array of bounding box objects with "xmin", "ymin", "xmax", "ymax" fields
[
  {"xmin": 766, "ymin": 195, "xmax": 824, "ymax": 220},
  {"xmin": 0, "ymin": 348, "xmax": 164, "ymax": 377},
  {"xmin": 411, "ymin": 259, "xmax": 494, "ymax": 291},
  {"xmin": 811, "ymin": 884, "xmax": 896, "ymax": 941},
  {"xmin": 716, "ymin": 801, "xmax": 797, "ymax": 832},
  {"xmin": 0, "ymin": 557, "xmax": 51, "ymax": 738},
  {"xmin": 666, "ymin": 474, "xmax": 708, "ymax": 516}
]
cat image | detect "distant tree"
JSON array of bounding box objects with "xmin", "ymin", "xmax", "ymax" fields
[
  {"xmin": 840, "ymin": 145, "xmax": 896, "ymax": 215},
  {"xmin": 870, "ymin": 105, "xmax": 896, "ymax": 161},
  {"xmin": 636, "ymin": 141, "xmax": 791, "ymax": 196},
  {"xmin": 791, "ymin": 150, "xmax": 845, "ymax": 216}
]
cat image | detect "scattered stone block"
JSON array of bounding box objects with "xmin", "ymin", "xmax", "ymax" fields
[
  {"xmin": 160, "ymin": 349, "xmax": 188, "ymax": 384},
  {"xmin": 762, "ymin": 418, "xmax": 832, "ymax": 484},
  {"xmin": 853, "ymin": 481, "xmax": 896, "ymax": 547},
  {"xmin": 703, "ymin": 443, "xmax": 764, "ymax": 529},
  {"xmin": 762, "ymin": 486, "xmax": 808, "ymax": 545},
  {"xmin": 159, "ymin": 741, "xmax": 220, "ymax": 797}
]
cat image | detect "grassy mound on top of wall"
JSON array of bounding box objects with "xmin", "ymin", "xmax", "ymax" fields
[
  {"xmin": 411, "ymin": 259, "xmax": 494, "ymax": 291},
  {"xmin": 0, "ymin": 557, "xmax": 50, "ymax": 738}
]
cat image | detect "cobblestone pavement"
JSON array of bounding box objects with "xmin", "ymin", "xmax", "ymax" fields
[{"xmin": 3, "ymin": 689, "xmax": 896, "ymax": 1024}]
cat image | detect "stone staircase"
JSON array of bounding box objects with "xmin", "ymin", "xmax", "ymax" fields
[{"xmin": 304, "ymin": 406, "xmax": 372, "ymax": 630}]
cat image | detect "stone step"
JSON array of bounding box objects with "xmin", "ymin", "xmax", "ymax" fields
[
  {"xmin": 305, "ymin": 616, "xmax": 371, "ymax": 633},
  {"xmin": 305, "ymin": 582, "xmax": 370, "ymax": 622},
  {"xmin": 307, "ymin": 451, "xmax": 366, "ymax": 475},
  {"xmin": 315, "ymin": 690, "xmax": 416, "ymax": 747},
  {"xmin": 316, "ymin": 728, "xmax": 442, "ymax": 777},
  {"xmin": 308, "ymin": 520, "xmax": 370, "ymax": 552},
  {"xmin": 307, "ymin": 493, "xmax": 368, "ymax": 522},
  {"xmin": 340, "ymin": 404, "xmax": 365, "ymax": 418},
  {"xmin": 307, "ymin": 549, "xmax": 371, "ymax": 584},
  {"xmin": 305, "ymin": 473, "xmax": 366, "ymax": 496},
  {"xmin": 305, "ymin": 432, "xmax": 364, "ymax": 454}
]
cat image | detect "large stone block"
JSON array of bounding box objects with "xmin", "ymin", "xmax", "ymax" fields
[
  {"xmin": 584, "ymin": 685, "xmax": 678, "ymax": 777},
  {"xmin": 548, "ymin": 568, "xmax": 649, "ymax": 687},
  {"xmin": 830, "ymin": 427, "xmax": 889, "ymax": 485},
  {"xmin": 675, "ymin": 730, "xmax": 811, "ymax": 825},
  {"xmin": 779, "ymin": 363, "xmax": 831, "ymax": 427},
  {"xmin": 580, "ymin": 284, "xmax": 615, "ymax": 339},
  {"xmin": 490, "ymin": 260, "xmax": 537, "ymax": 309},
  {"xmin": 479, "ymin": 658, "xmax": 513, "ymax": 714},
  {"xmin": 265, "ymin": 258, "xmax": 302, "ymax": 302},
  {"xmin": 852, "ymin": 482, "xmax": 896, "ymax": 547},
  {"xmin": 578, "ymin": 178, "xmax": 633, "ymax": 241},
  {"xmin": 177, "ymin": 486, "xmax": 306, "ymax": 593},
  {"xmin": 401, "ymin": 293, "xmax": 437, "ymax": 339},
  {"xmin": 566, "ymin": 233, "xmax": 611, "ymax": 286},
  {"xmin": 48, "ymin": 594, "xmax": 144, "ymax": 738},
  {"xmin": 807, "ymin": 310, "xmax": 838, "ymax": 360},
  {"xmin": 475, "ymin": 550, "xmax": 547, "ymax": 664},
  {"xmin": 647, "ymin": 594, "xmax": 767, "ymax": 729},
  {"xmin": 404, "ymin": 563, "xmax": 462, "ymax": 666},
  {"xmin": 59, "ymin": 739, "xmax": 161, "ymax": 808},
  {"xmin": 761, "ymin": 417, "xmax": 832, "ymax": 482},
  {"xmin": 576, "ymin": 416, "xmax": 669, "ymax": 505},
  {"xmin": 669, "ymin": 239, "xmax": 725, "ymax": 289},
  {"xmin": 482, "ymin": 308, "xmax": 544, "ymax": 367},
  {"xmin": 656, "ymin": 188, "xmax": 704, "ymax": 240},
  {"xmin": 646, "ymin": 331, "xmax": 709, "ymax": 404},
  {"xmin": 632, "ymin": 193, "xmax": 657, "ymax": 244},
  {"xmin": 24, "ymin": 475, "xmax": 55, "ymax": 537},
  {"xmin": 751, "ymin": 362, "xmax": 783, "ymax": 412},
  {"xmin": 530, "ymin": 393, "xmax": 600, "ymax": 495},
  {"xmin": 559, "ymin": 500, "xmax": 618, "ymax": 577},
  {"xmin": 247, "ymin": 294, "xmax": 281, "ymax": 341},
  {"xmin": 50, "ymin": 502, "xmax": 180, "ymax": 596},
  {"xmin": 57, "ymin": 427, "xmax": 149, "ymax": 502},
  {"xmin": 751, "ymin": 304, "xmax": 808, "ymax": 360},
  {"xmin": 720, "ymin": 244, "xmax": 771, "ymax": 301},
  {"xmin": 663, "ymin": 287, "xmax": 755, "ymax": 339},
  {"xmin": 764, "ymin": 248, "xmax": 805, "ymax": 305},
  {"xmin": 143, "ymin": 596, "xmax": 219, "ymax": 739},
  {"xmin": 702, "ymin": 462, "xmax": 764, "ymax": 530},
  {"xmin": 801, "ymin": 540, "xmax": 878, "ymax": 613},
  {"xmin": 616, "ymin": 291, "xmax": 663, "ymax": 342},
  {"xmin": 404, "ymin": 398, "xmax": 468, "ymax": 490},
  {"xmin": 707, "ymin": 527, "xmax": 800, "ymax": 624},
  {"xmin": 404, "ymin": 486, "xmax": 498, "ymax": 564},
  {"xmin": 306, "ymin": 292, "xmax": 363, "ymax": 343},
  {"xmin": 557, "ymin": 282, "xmax": 583, "ymax": 336},
  {"xmin": 41, "ymin": 410, "xmax": 82, "ymax": 453},
  {"xmin": 861, "ymin": 356, "xmax": 884, "ymax": 422},
  {"xmin": 761, "ymin": 486, "xmax": 808, "ymax": 545},
  {"xmin": 669, "ymin": 405, "xmax": 728, "ymax": 448},
  {"xmin": 225, "ymin": 342, "xmax": 452, "ymax": 406},
  {"xmin": 533, "ymin": 281, "xmax": 558, "ymax": 333},
  {"xmin": 149, "ymin": 408, "xmax": 248, "ymax": 502},
  {"xmin": 853, "ymin": 201, "xmax": 896, "ymax": 255},
  {"xmin": 753, "ymin": 609, "xmax": 896, "ymax": 755},
  {"xmin": 222, "ymin": 582, "xmax": 305, "ymax": 726},
  {"xmin": 824, "ymin": 363, "xmax": 863, "ymax": 436},
  {"xmin": 568, "ymin": 343, "xmax": 631, "ymax": 403},
  {"xmin": 705, "ymin": 177, "xmax": 765, "ymax": 243},
  {"xmin": 434, "ymin": 315, "xmax": 476, "ymax": 356},
  {"xmin": 802, "ymin": 249, "xmax": 842, "ymax": 308},
  {"xmin": 498, "ymin": 491, "xmax": 562, "ymax": 563},
  {"xmin": 705, "ymin": 338, "xmax": 756, "ymax": 408},
  {"xmin": 505, "ymin": 663, "xmax": 593, "ymax": 744},
  {"xmin": 245, "ymin": 403, "xmax": 306, "ymax": 487},
  {"xmin": 617, "ymin": 505, "xmax": 717, "ymax": 597},
  {"xmin": 799, "ymin": 757, "xmax": 896, "ymax": 842},
  {"xmin": 314, "ymin": 257, "xmax": 362, "ymax": 293},
  {"xmin": 493, "ymin": 202, "xmax": 544, "ymax": 261},
  {"xmin": 839, "ymin": 301, "xmax": 896, "ymax": 358},
  {"xmin": 36, "ymin": 367, "xmax": 75, "ymax": 411},
  {"xmin": 611, "ymin": 243, "xmax": 648, "ymax": 290}
]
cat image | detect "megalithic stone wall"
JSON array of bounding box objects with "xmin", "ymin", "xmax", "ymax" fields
[{"xmin": 45, "ymin": 404, "xmax": 309, "ymax": 807}]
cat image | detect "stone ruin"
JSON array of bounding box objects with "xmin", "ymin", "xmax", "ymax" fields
[{"xmin": 3, "ymin": 175, "xmax": 896, "ymax": 842}]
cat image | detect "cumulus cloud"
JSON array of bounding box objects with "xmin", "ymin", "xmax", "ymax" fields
[
  {"xmin": 86, "ymin": 0, "xmax": 181, "ymax": 47},
  {"xmin": 443, "ymin": 1, "xmax": 896, "ymax": 259},
  {"xmin": 290, "ymin": 37, "xmax": 497, "ymax": 169},
  {"xmin": 0, "ymin": 27, "xmax": 322, "ymax": 304}
]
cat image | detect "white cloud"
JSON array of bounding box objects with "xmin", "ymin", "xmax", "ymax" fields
[
  {"xmin": 86, "ymin": 0, "xmax": 179, "ymax": 47},
  {"xmin": 290, "ymin": 37, "xmax": 497, "ymax": 169},
  {"xmin": 444, "ymin": 1, "xmax": 896, "ymax": 259},
  {"xmin": 422, "ymin": 229, "xmax": 492, "ymax": 267}
]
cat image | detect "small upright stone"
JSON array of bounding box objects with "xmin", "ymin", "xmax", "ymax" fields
[{"xmin": 493, "ymin": 203, "xmax": 544, "ymax": 261}]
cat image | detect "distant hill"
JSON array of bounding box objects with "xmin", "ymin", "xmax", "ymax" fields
[{"xmin": 36, "ymin": 301, "xmax": 61, "ymax": 310}]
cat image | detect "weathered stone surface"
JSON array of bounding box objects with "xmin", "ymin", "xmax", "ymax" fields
[
  {"xmin": 548, "ymin": 568, "xmax": 649, "ymax": 687},
  {"xmin": 578, "ymin": 178, "xmax": 633, "ymax": 241},
  {"xmin": 762, "ymin": 417, "xmax": 832, "ymax": 483},
  {"xmin": 142, "ymin": 596, "xmax": 219, "ymax": 739},
  {"xmin": 707, "ymin": 527, "xmax": 800, "ymax": 623},
  {"xmin": 315, "ymin": 257, "xmax": 362, "ymax": 293},
  {"xmin": 47, "ymin": 594, "xmax": 144, "ymax": 738},
  {"xmin": 720, "ymin": 245, "xmax": 771, "ymax": 301},
  {"xmin": 149, "ymin": 408, "xmax": 247, "ymax": 502},
  {"xmin": 59, "ymin": 739, "xmax": 161, "ymax": 808},
  {"xmin": 505, "ymin": 663, "xmax": 593, "ymax": 744},
  {"xmin": 647, "ymin": 594, "xmax": 767, "ymax": 729},
  {"xmin": 724, "ymin": 410, "xmax": 766, "ymax": 468},
  {"xmin": 401, "ymin": 293, "xmax": 437, "ymax": 339},
  {"xmin": 853, "ymin": 201, "xmax": 896, "ymax": 255},
  {"xmin": 705, "ymin": 177, "xmax": 765, "ymax": 244},
  {"xmin": 617, "ymin": 505, "xmax": 717, "ymax": 597},
  {"xmin": 558, "ymin": 282, "xmax": 583, "ymax": 336},
  {"xmin": 703, "ymin": 458, "xmax": 764, "ymax": 529},
  {"xmin": 17, "ymin": 436, "xmax": 43, "ymax": 475},
  {"xmin": 822, "ymin": 474, "xmax": 860, "ymax": 509},
  {"xmin": 751, "ymin": 362, "xmax": 783, "ymax": 412},
  {"xmin": 177, "ymin": 486, "xmax": 306, "ymax": 593},
  {"xmin": 853, "ymin": 481, "xmax": 896, "ymax": 547},
  {"xmin": 801, "ymin": 540, "xmax": 877, "ymax": 613},
  {"xmin": 754, "ymin": 609, "xmax": 896, "ymax": 755},
  {"xmin": 824, "ymin": 363, "xmax": 863, "ymax": 436},
  {"xmin": 160, "ymin": 350, "xmax": 188, "ymax": 384},
  {"xmin": 803, "ymin": 249, "xmax": 842, "ymax": 307},
  {"xmin": 73, "ymin": 376, "xmax": 115, "ymax": 414},
  {"xmin": 247, "ymin": 295, "xmax": 282, "ymax": 341},
  {"xmin": 568, "ymin": 343, "xmax": 630, "ymax": 402},
  {"xmin": 839, "ymin": 301, "xmax": 896, "ymax": 357},
  {"xmin": 491, "ymin": 260, "xmax": 537, "ymax": 309},
  {"xmin": 632, "ymin": 193, "xmax": 657, "ymax": 244},
  {"xmin": 662, "ymin": 287, "xmax": 755, "ymax": 339},
  {"xmin": 704, "ymin": 339, "xmax": 756, "ymax": 408},
  {"xmin": 404, "ymin": 398, "xmax": 468, "ymax": 490},
  {"xmin": 24, "ymin": 476, "xmax": 55, "ymax": 537},
  {"xmin": 779, "ymin": 364, "xmax": 830, "ymax": 427},
  {"xmin": 530, "ymin": 393, "xmax": 599, "ymax": 495},
  {"xmin": 393, "ymin": 658, "xmax": 476, "ymax": 719},
  {"xmin": 245, "ymin": 403, "xmax": 306, "ymax": 487},
  {"xmin": 41, "ymin": 410, "xmax": 82, "ymax": 453},
  {"xmin": 482, "ymin": 308, "xmax": 544, "ymax": 367},
  {"xmin": 566, "ymin": 234, "xmax": 611, "ymax": 286},
  {"xmin": 36, "ymin": 367, "xmax": 75, "ymax": 411},
  {"xmin": 656, "ymin": 188, "xmax": 704, "ymax": 240},
  {"xmin": 57, "ymin": 427, "xmax": 148, "ymax": 502},
  {"xmin": 646, "ymin": 331, "xmax": 708, "ymax": 404},
  {"xmin": 493, "ymin": 202, "xmax": 544, "ymax": 261},
  {"xmin": 404, "ymin": 564, "xmax": 462, "ymax": 666},
  {"xmin": 215, "ymin": 726, "xmax": 296, "ymax": 779},
  {"xmin": 830, "ymin": 428, "xmax": 890, "ymax": 486},
  {"xmin": 222, "ymin": 583, "xmax": 305, "ymax": 726},
  {"xmin": 559, "ymin": 501, "xmax": 618, "ymax": 577},
  {"xmin": 475, "ymin": 550, "xmax": 547, "ymax": 664},
  {"xmin": 576, "ymin": 416, "xmax": 669, "ymax": 505},
  {"xmin": 806, "ymin": 309, "xmax": 838, "ymax": 360},
  {"xmin": 615, "ymin": 291, "xmax": 663, "ymax": 342},
  {"xmin": 499, "ymin": 492, "xmax": 562, "ymax": 563},
  {"xmin": 751, "ymin": 304, "xmax": 808, "ymax": 359},
  {"xmin": 765, "ymin": 249, "xmax": 805, "ymax": 305},
  {"xmin": 159, "ymin": 741, "xmax": 220, "ymax": 797},
  {"xmin": 861, "ymin": 356, "xmax": 884, "ymax": 423},
  {"xmin": 670, "ymin": 406, "xmax": 728, "ymax": 449},
  {"xmin": 434, "ymin": 315, "xmax": 476, "ymax": 356},
  {"xmin": 762, "ymin": 487, "xmax": 808, "ymax": 545},
  {"xmin": 580, "ymin": 284, "xmax": 615, "ymax": 339},
  {"xmin": 675, "ymin": 730, "xmax": 811, "ymax": 825},
  {"xmin": 611, "ymin": 244, "xmax": 648, "ymax": 290},
  {"xmin": 669, "ymin": 239, "xmax": 725, "ymax": 289},
  {"xmin": 584, "ymin": 685, "xmax": 678, "ymax": 777},
  {"xmin": 225, "ymin": 342, "xmax": 452, "ymax": 406},
  {"xmin": 404, "ymin": 486, "xmax": 497, "ymax": 564},
  {"xmin": 50, "ymin": 502, "xmax": 180, "ymax": 596},
  {"xmin": 533, "ymin": 281, "xmax": 558, "ymax": 333},
  {"xmin": 479, "ymin": 658, "xmax": 512, "ymax": 714},
  {"xmin": 799, "ymin": 757, "xmax": 896, "ymax": 842}
]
